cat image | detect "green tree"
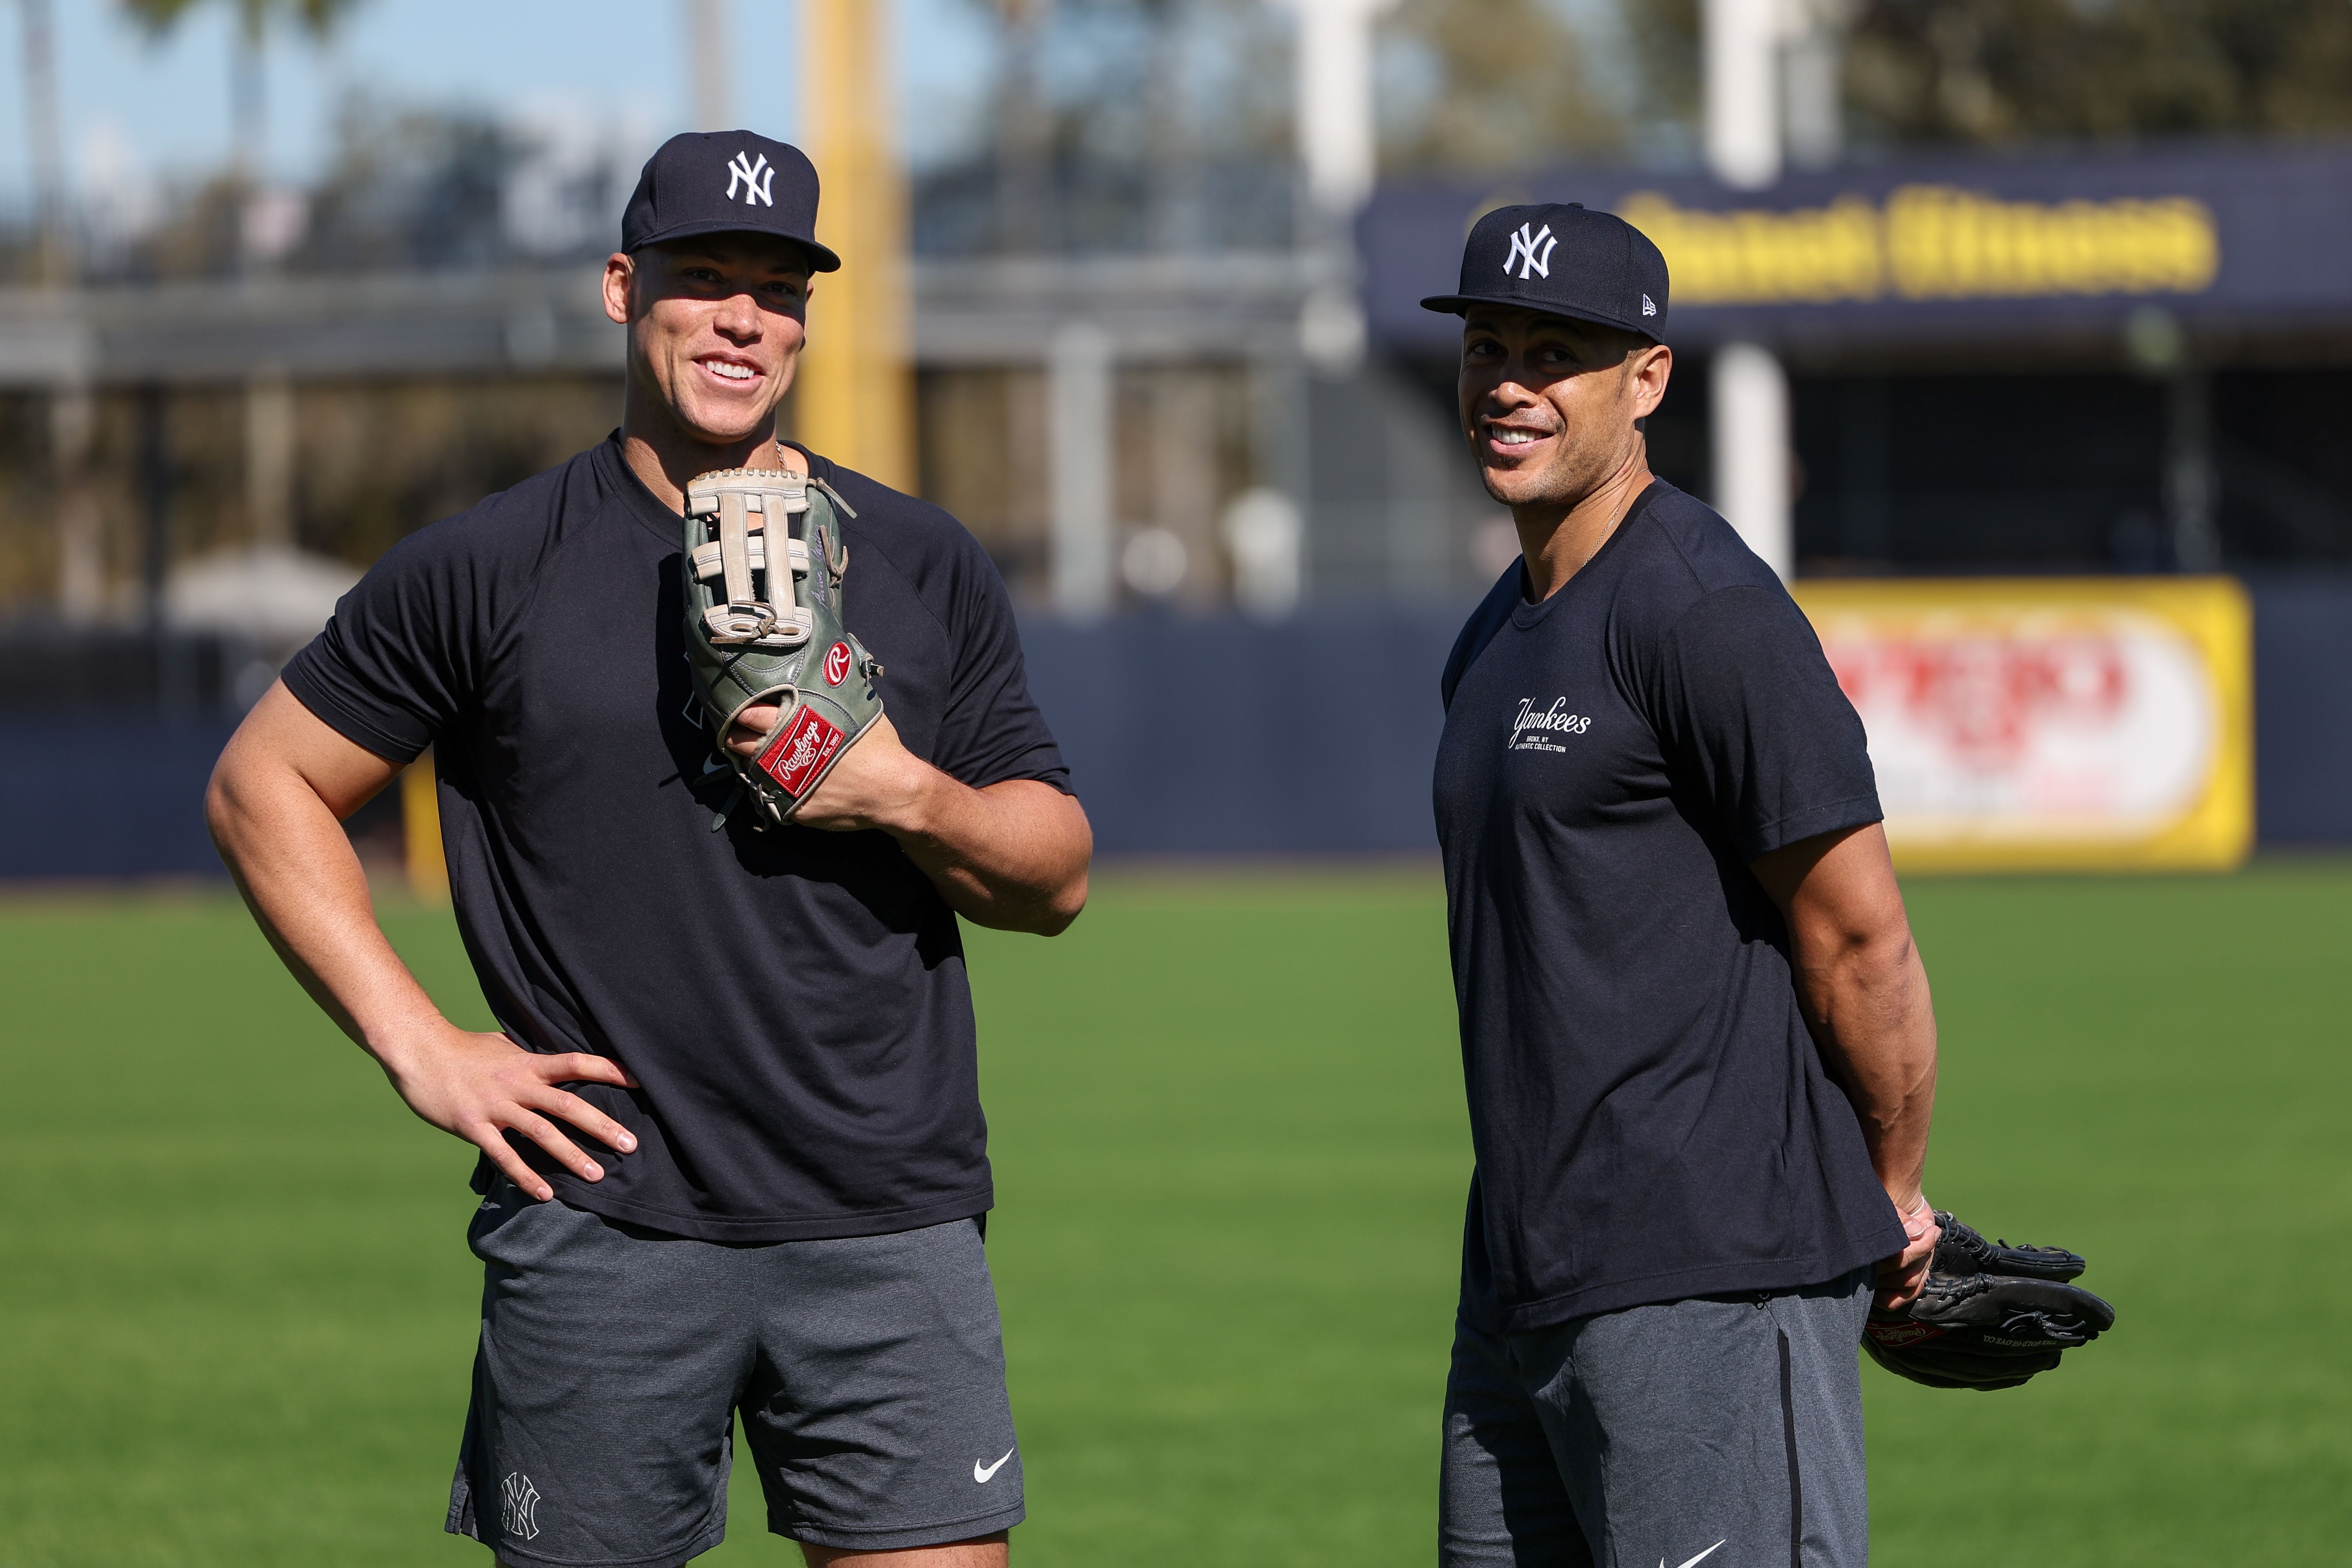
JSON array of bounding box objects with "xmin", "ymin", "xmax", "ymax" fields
[
  {"xmin": 1377, "ymin": 0, "xmax": 1625, "ymax": 175},
  {"xmin": 1846, "ymin": 0, "xmax": 2352, "ymax": 147},
  {"xmin": 119, "ymin": 0, "xmax": 367, "ymax": 180}
]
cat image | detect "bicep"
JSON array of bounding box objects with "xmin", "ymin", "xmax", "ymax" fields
[{"xmin": 215, "ymin": 681, "xmax": 408, "ymax": 820}]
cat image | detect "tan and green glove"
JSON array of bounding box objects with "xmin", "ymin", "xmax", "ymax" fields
[{"xmin": 683, "ymin": 466, "xmax": 884, "ymax": 830}]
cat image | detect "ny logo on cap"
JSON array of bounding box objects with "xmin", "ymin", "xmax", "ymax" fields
[
  {"xmin": 1504, "ymin": 222, "xmax": 1557, "ymax": 281},
  {"xmin": 725, "ymin": 150, "xmax": 775, "ymax": 207}
]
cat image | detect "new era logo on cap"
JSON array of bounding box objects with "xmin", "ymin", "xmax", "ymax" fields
[{"xmin": 1423, "ymin": 202, "xmax": 1670, "ymax": 341}]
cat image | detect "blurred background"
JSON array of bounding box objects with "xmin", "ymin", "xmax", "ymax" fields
[
  {"xmin": 0, "ymin": 5, "xmax": 2348, "ymax": 1567},
  {"xmin": 0, "ymin": 0, "xmax": 2347, "ymax": 870}
]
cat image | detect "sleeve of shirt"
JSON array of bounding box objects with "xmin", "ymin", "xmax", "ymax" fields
[
  {"xmin": 277, "ymin": 515, "xmax": 499, "ymax": 765},
  {"xmin": 1650, "ymin": 584, "xmax": 1882, "ymax": 862},
  {"xmin": 930, "ymin": 548, "xmax": 1072, "ymax": 794}
]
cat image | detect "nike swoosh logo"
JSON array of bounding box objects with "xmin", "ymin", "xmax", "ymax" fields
[
  {"xmin": 1663, "ymin": 1542, "xmax": 1726, "ymax": 1568},
  {"xmin": 974, "ymin": 1449, "xmax": 1013, "ymax": 1484}
]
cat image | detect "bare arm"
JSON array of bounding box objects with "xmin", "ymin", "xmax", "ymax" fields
[
  {"xmin": 207, "ymin": 682, "xmax": 640, "ymax": 1201},
  {"xmin": 1751, "ymin": 822, "xmax": 1940, "ymax": 1306},
  {"xmin": 728, "ymin": 711, "xmax": 1091, "ymax": 935}
]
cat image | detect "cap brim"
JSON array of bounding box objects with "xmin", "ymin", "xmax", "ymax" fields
[
  {"xmin": 632, "ymin": 219, "xmax": 843, "ymax": 272},
  {"xmin": 1419, "ymin": 291, "xmax": 1655, "ymax": 338}
]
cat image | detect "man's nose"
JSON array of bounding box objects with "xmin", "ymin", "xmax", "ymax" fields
[
  {"xmin": 1487, "ymin": 377, "xmax": 1539, "ymax": 409},
  {"xmin": 713, "ymin": 291, "xmax": 761, "ymax": 339}
]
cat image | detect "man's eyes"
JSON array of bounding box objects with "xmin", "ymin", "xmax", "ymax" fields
[{"xmin": 1464, "ymin": 343, "xmax": 1582, "ymax": 371}]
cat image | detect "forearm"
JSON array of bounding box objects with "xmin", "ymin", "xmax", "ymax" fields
[
  {"xmin": 885, "ymin": 774, "xmax": 1091, "ymax": 935},
  {"xmin": 1797, "ymin": 930, "xmax": 1938, "ymax": 1208},
  {"xmin": 207, "ymin": 748, "xmax": 447, "ymax": 1070}
]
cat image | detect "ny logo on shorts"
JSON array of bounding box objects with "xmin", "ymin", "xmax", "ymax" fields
[
  {"xmin": 501, "ymin": 1472, "xmax": 542, "ymax": 1541},
  {"xmin": 726, "ymin": 151, "xmax": 775, "ymax": 207}
]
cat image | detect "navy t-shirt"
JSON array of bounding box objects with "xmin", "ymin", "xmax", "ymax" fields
[
  {"xmin": 1433, "ymin": 479, "xmax": 1906, "ymax": 1333},
  {"xmin": 282, "ymin": 434, "xmax": 1068, "ymax": 1242}
]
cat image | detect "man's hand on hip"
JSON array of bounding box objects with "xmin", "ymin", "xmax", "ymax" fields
[{"xmin": 378, "ymin": 1024, "xmax": 641, "ymax": 1202}]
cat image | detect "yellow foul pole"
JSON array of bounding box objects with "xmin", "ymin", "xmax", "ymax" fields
[{"xmin": 797, "ymin": 0, "xmax": 915, "ymax": 491}]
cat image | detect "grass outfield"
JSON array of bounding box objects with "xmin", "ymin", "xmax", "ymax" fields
[{"xmin": 0, "ymin": 863, "xmax": 2345, "ymax": 1566}]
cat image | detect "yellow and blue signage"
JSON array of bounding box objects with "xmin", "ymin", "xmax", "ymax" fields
[{"xmin": 1362, "ymin": 145, "xmax": 2352, "ymax": 346}]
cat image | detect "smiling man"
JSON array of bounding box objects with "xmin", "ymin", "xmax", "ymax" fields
[
  {"xmin": 1423, "ymin": 204, "xmax": 1942, "ymax": 1568},
  {"xmin": 207, "ymin": 132, "xmax": 1088, "ymax": 1568}
]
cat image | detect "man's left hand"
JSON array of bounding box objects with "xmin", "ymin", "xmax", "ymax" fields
[
  {"xmin": 725, "ymin": 708, "xmax": 934, "ymax": 833},
  {"xmin": 1876, "ymin": 1193, "xmax": 1942, "ymax": 1309}
]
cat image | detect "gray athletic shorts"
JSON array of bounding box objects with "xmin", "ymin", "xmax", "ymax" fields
[
  {"xmin": 445, "ymin": 1177, "xmax": 1023, "ymax": 1567},
  {"xmin": 1440, "ymin": 1270, "xmax": 1872, "ymax": 1568}
]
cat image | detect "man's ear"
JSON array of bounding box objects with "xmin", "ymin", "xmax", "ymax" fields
[
  {"xmin": 1627, "ymin": 341, "xmax": 1673, "ymax": 420},
  {"xmin": 601, "ymin": 252, "xmax": 636, "ymax": 327}
]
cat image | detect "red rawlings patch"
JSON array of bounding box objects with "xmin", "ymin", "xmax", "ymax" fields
[
  {"xmin": 756, "ymin": 705, "xmax": 847, "ymax": 798},
  {"xmin": 1864, "ymin": 1319, "xmax": 1949, "ymax": 1349},
  {"xmin": 822, "ymin": 640, "xmax": 852, "ymax": 686}
]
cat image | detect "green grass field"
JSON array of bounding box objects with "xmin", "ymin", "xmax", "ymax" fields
[{"xmin": 2, "ymin": 862, "xmax": 2346, "ymax": 1566}]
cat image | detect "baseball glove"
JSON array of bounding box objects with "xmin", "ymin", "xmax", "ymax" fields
[
  {"xmin": 682, "ymin": 467, "xmax": 884, "ymax": 830},
  {"xmin": 1861, "ymin": 1212, "xmax": 2115, "ymax": 1391}
]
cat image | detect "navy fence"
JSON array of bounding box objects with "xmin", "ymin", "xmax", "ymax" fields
[{"xmin": 1, "ymin": 579, "xmax": 2345, "ymax": 878}]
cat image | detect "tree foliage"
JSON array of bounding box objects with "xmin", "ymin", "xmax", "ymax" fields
[
  {"xmin": 1377, "ymin": 0, "xmax": 1624, "ymax": 174},
  {"xmin": 118, "ymin": 0, "xmax": 362, "ymax": 42},
  {"xmin": 1845, "ymin": 0, "xmax": 2352, "ymax": 146}
]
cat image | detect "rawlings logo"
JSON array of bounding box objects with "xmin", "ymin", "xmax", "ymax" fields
[
  {"xmin": 1864, "ymin": 1319, "xmax": 1948, "ymax": 1347},
  {"xmin": 756, "ymin": 705, "xmax": 847, "ymax": 797},
  {"xmin": 822, "ymin": 641, "xmax": 852, "ymax": 686}
]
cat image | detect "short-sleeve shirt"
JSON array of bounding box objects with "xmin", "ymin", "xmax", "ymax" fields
[
  {"xmin": 1432, "ymin": 479, "xmax": 1905, "ymax": 1333},
  {"xmin": 282, "ymin": 434, "xmax": 1068, "ymax": 1242}
]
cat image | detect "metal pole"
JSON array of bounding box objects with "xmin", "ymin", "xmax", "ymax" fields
[
  {"xmin": 1703, "ymin": 0, "xmax": 1794, "ymax": 579},
  {"xmin": 1711, "ymin": 343, "xmax": 1792, "ymax": 578},
  {"xmin": 684, "ymin": 0, "xmax": 733, "ymax": 131},
  {"xmin": 17, "ymin": 0, "xmax": 69, "ymax": 284},
  {"xmin": 1703, "ymin": 0, "xmax": 1781, "ymax": 191},
  {"xmin": 797, "ymin": 0, "xmax": 917, "ymax": 491},
  {"xmin": 51, "ymin": 386, "xmax": 102, "ymax": 621},
  {"xmin": 2167, "ymin": 369, "xmax": 2219, "ymax": 572},
  {"xmin": 246, "ymin": 365, "xmax": 296, "ymax": 549},
  {"xmin": 140, "ymin": 387, "xmax": 171, "ymax": 636},
  {"xmin": 1047, "ymin": 322, "xmax": 1115, "ymax": 620}
]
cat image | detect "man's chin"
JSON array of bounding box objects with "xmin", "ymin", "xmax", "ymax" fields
[
  {"xmin": 671, "ymin": 404, "xmax": 779, "ymax": 456},
  {"xmin": 1479, "ymin": 465, "xmax": 1569, "ymax": 511}
]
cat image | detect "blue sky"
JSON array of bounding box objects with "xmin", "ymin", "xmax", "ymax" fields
[{"xmin": 0, "ymin": 0, "xmax": 1000, "ymax": 214}]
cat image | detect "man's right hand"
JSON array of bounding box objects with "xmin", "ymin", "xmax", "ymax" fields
[{"xmin": 379, "ymin": 1023, "xmax": 640, "ymax": 1202}]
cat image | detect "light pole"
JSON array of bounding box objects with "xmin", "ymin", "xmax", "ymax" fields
[{"xmin": 1703, "ymin": 0, "xmax": 1796, "ymax": 579}]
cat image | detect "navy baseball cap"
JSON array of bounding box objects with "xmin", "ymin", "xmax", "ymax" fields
[
  {"xmin": 1422, "ymin": 203, "xmax": 1667, "ymax": 340},
  {"xmin": 621, "ymin": 130, "xmax": 842, "ymax": 272}
]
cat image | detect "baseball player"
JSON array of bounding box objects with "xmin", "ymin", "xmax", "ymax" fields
[
  {"xmin": 207, "ymin": 131, "xmax": 1089, "ymax": 1568},
  {"xmin": 1423, "ymin": 204, "xmax": 1942, "ymax": 1568}
]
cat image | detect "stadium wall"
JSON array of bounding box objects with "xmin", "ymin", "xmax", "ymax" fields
[{"xmin": 1, "ymin": 581, "xmax": 2345, "ymax": 878}]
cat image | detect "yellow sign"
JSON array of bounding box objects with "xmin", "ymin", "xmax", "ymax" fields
[
  {"xmin": 1619, "ymin": 186, "xmax": 2218, "ymax": 307},
  {"xmin": 1790, "ymin": 578, "xmax": 2252, "ymax": 872}
]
